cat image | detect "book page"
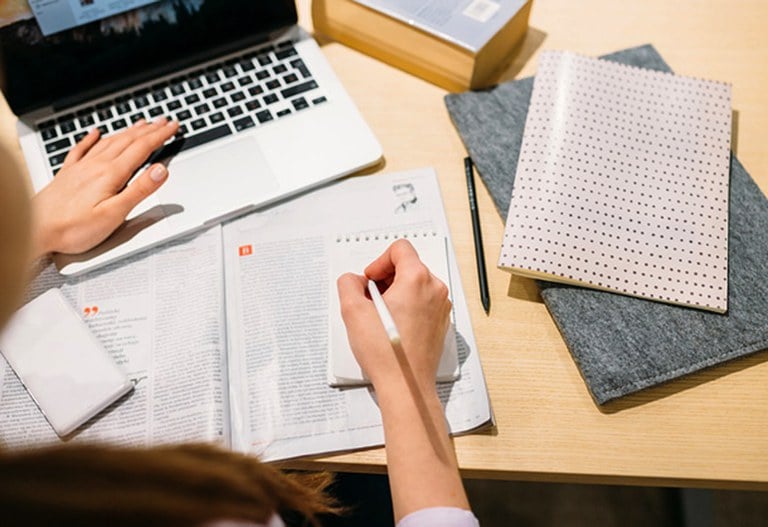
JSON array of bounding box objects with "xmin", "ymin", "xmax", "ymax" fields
[
  {"xmin": 355, "ymin": 0, "xmax": 527, "ymax": 52},
  {"xmin": 224, "ymin": 168, "xmax": 492, "ymax": 462},
  {"xmin": 499, "ymin": 51, "xmax": 732, "ymax": 312},
  {"xmin": 0, "ymin": 228, "xmax": 228, "ymax": 448}
]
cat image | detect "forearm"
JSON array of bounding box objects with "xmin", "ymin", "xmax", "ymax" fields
[{"xmin": 377, "ymin": 379, "xmax": 470, "ymax": 522}]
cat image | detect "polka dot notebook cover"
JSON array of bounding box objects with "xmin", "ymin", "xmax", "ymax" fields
[{"xmin": 499, "ymin": 51, "xmax": 732, "ymax": 313}]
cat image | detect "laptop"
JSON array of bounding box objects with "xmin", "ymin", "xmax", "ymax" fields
[{"xmin": 1, "ymin": 0, "xmax": 382, "ymax": 275}]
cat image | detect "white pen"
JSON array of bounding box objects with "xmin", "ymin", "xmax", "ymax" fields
[{"xmin": 367, "ymin": 279, "xmax": 401, "ymax": 347}]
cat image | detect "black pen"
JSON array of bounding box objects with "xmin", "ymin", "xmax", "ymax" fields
[{"xmin": 464, "ymin": 157, "xmax": 490, "ymax": 314}]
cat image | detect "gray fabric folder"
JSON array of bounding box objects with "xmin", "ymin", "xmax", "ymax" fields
[{"xmin": 445, "ymin": 44, "xmax": 768, "ymax": 404}]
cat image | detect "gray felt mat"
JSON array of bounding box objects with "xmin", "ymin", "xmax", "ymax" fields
[{"xmin": 445, "ymin": 44, "xmax": 768, "ymax": 404}]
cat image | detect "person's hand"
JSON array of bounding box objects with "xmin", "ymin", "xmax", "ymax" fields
[
  {"xmin": 336, "ymin": 239, "xmax": 452, "ymax": 393},
  {"xmin": 30, "ymin": 118, "xmax": 179, "ymax": 258}
]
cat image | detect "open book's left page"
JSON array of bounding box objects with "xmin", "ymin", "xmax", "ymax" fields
[{"xmin": 0, "ymin": 228, "xmax": 229, "ymax": 448}]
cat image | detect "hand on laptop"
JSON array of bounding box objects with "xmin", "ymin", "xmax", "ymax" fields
[{"xmin": 31, "ymin": 118, "xmax": 179, "ymax": 259}]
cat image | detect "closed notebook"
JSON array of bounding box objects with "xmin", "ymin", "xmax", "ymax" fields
[
  {"xmin": 445, "ymin": 44, "xmax": 768, "ymax": 404},
  {"xmin": 328, "ymin": 231, "xmax": 460, "ymax": 386},
  {"xmin": 499, "ymin": 51, "xmax": 732, "ymax": 313}
]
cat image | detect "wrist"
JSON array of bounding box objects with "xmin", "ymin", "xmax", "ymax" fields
[{"xmin": 374, "ymin": 376, "xmax": 442, "ymax": 415}]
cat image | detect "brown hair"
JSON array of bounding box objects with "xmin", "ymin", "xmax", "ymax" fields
[{"xmin": 0, "ymin": 443, "xmax": 340, "ymax": 527}]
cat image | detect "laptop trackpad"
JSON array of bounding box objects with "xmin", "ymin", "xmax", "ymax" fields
[{"xmin": 156, "ymin": 137, "xmax": 279, "ymax": 221}]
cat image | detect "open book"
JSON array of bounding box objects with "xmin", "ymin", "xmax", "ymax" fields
[
  {"xmin": 499, "ymin": 51, "xmax": 732, "ymax": 313},
  {"xmin": 0, "ymin": 168, "xmax": 492, "ymax": 462}
]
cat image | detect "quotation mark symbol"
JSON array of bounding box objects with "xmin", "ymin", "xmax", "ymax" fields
[{"xmin": 83, "ymin": 306, "xmax": 99, "ymax": 317}]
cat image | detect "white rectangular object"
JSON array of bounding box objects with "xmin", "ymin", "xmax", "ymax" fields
[{"xmin": 0, "ymin": 289, "xmax": 134, "ymax": 437}]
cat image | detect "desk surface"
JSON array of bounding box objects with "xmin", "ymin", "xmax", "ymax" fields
[
  {"xmin": 288, "ymin": 0, "xmax": 768, "ymax": 489},
  {"xmin": 1, "ymin": 0, "xmax": 765, "ymax": 491}
]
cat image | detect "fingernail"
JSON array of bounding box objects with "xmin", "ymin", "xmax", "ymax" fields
[
  {"xmin": 153, "ymin": 116, "xmax": 168, "ymax": 124},
  {"xmin": 150, "ymin": 165, "xmax": 167, "ymax": 182}
]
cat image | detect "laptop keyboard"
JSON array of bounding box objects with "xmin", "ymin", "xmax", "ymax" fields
[{"xmin": 36, "ymin": 41, "xmax": 328, "ymax": 177}]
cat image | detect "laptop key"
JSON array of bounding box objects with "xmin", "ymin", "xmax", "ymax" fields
[
  {"xmin": 168, "ymin": 100, "xmax": 182, "ymax": 111},
  {"xmin": 257, "ymin": 54, "xmax": 272, "ymax": 66},
  {"xmin": 212, "ymin": 97, "xmax": 227, "ymax": 109},
  {"xmin": 205, "ymin": 72, "xmax": 220, "ymax": 84},
  {"xmin": 152, "ymin": 90, "xmax": 168, "ymax": 103},
  {"xmin": 38, "ymin": 119, "xmax": 55, "ymax": 129},
  {"xmin": 74, "ymin": 132, "xmax": 88, "ymax": 142},
  {"xmin": 112, "ymin": 119, "xmax": 128, "ymax": 131},
  {"xmin": 292, "ymin": 97, "xmax": 309, "ymax": 111},
  {"xmin": 188, "ymin": 78, "xmax": 203, "ymax": 90},
  {"xmin": 276, "ymin": 109, "xmax": 292, "ymax": 118},
  {"xmin": 45, "ymin": 137, "xmax": 71, "ymax": 153},
  {"xmin": 312, "ymin": 96, "xmax": 328, "ymax": 105},
  {"xmin": 134, "ymin": 96, "xmax": 150, "ymax": 108},
  {"xmin": 223, "ymin": 66, "xmax": 238, "ymax": 78},
  {"xmin": 209, "ymin": 112, "xmax": 225, "ymax": 124},
  {"xmin": 248, "ymin": 86, "xmax": 264, "ymax": 97},
  {"xmin": 283, "ymin": 73, "xmax": 298, "ymax": 85},
  {"xmin": 263, "ymin": 94, "xmax": 279, "ymax": 105},
  {"xmin": 231, "ymin": 92, "xmax": 246, "ymax": 103},
  {"xmin": 170, "ymin": 83, "xmax": 186, "ymax": 96},
  {"xmin": 40, "ymin": 127, "xmax": 58, "ymax": 141},
  {"xmin": 176, "ymin": 110, "xmax": 193, "ymax": 121},
  {"xmin": 98, "ymin": 108, "xmax": 114, "ymax": 120},
  {"xmin": 227, "ymin": 106, "xmax": 244, "ymax": 118},
  {"xmin": 221, "ymin": 82, "xmax": 235, "ymax": 92},
  {"xmin": 185, "ymin": 93, "xmax": 201, "ymax": 105},
  {"xmin": 273, "ymin": 64, "xmax": 288, "ymax": 75},
  {"xmin": 49, "ymin": 152, "xmax": 67, "ymax": 167},
  {"xmin": 130, "ymin": 113, "xmax": 145, "ymax": 123},
  {"xmin": 265, "ymin": 79, "xmax": 280, "ymax": 90},
  {"xmin": 191, "ymin": 118, "xmax": 206, "ymax": 131},
  {"xmin": 149, "ymin": 106, "xmax": 164, "ymax": 117},
  {"xmin": 255, "ymin": 110, "xmax": 273, "ymax": 124},
  {"xmin": 194, "ymin": 103, "xmax": 211, "ymax": 115},
  {"xmin": 238, "ymin": 76, "xmax": 253, "ymax": 87},
  {"xmin": 116, "ymin": 102, "xmax": 132, "ymax": 115},
  {"xmin": 245, "ymin": 100, "xmax": 261, "ymax": 111},
  {"xmin": 79, "ymin": 115, "xmax": 95, "ymax": 128},
  {"xmin": 239, "ymin": 60, "xmax": 255, "ymax": 72},
  {"xmin": 233, "ymin": 116, "xmax": 255, "ymax": 132},
  {"xmin": 281, "ymin": 80, "xmax": 318, "ymax": 99},
  {"xmin": 275, "ymin": 47, "xmax": 298, "ymax": 60},
  {"xmin": 60, "ymin": 120, "xmax": 77, "ymax": 134},
  {"xmin": 97, "ymin": 125, "xmax": 109, "ymax": 135},
  {"xmin": 202, "ymin": 87, "xmax": 217, "ymax": 98}
]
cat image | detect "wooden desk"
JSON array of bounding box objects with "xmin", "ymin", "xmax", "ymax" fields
[
  {"xmin": 290, "ymin": 0, "xmax": 768, "ymax": 490},
  {"xmin": 0, "ymin": 0, "xmax": 764, "ymax": 491}
]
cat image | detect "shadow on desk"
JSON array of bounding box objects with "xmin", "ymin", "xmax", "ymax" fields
[
  {"xmin": 600, "ymin": 347, "xmax": 768, "ymax": 414},
  {"xmin": 496, "ymin": 27, "xmax": 548, "ymax": 84}
]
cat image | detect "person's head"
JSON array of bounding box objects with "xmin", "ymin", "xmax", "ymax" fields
[{"xmin": 0, "ymin": 139, "xmax": 32, "ymax": 328}]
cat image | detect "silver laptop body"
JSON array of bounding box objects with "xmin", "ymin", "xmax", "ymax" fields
[{"xmin": 6, "ymin": 1, "xmax": 381, "ymax": 275}]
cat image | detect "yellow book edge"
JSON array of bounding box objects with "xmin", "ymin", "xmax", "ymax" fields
[
  {"xmin": 498, "ymin": 264, "xmax": 727, "ymax": 314},
  {"xmin": 312, "ymin": 0, "xmax": 532, "ymax": 91}
]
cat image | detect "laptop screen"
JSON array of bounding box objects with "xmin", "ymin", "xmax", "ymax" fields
[{"xmin": 0, "ymin": 0, "xmax": 298, "ymax": 116}]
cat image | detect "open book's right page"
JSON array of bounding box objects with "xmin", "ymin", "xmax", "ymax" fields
[{"xmin": 499, "ymin": 51, "xmax": 732, "ymax": 313}]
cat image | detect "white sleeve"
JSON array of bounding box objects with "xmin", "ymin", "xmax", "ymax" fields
[{"xmin": 397, "ymin": 507, "xmax": 480, "ymax": 527}]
